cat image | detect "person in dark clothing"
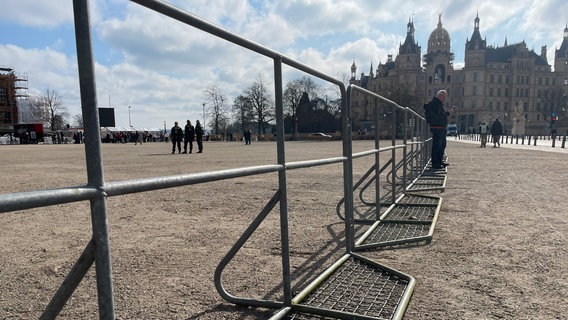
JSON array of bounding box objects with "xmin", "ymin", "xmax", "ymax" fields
[
  {"xmin": 424, "ymin": 89, "xmax": 454, "ymax": 169},
  {"xmin": 195, "ymin": 120, "xmax": 204, "ymax": 153},
  {"xmin": 170, "ymin": 121, "xmax": 183, "ymax": 154},
  {"xmin": 244, "ymin": 129, "xmax": 252, "ymax": 145},
  {"xmin": 491, "ymin": 118, "xmax": 503, "ymax": 148},
  {"xmin": 183, "ymin": 120, "xmax": 195, "ymax": 154},
  {"xmin": 134, "ymin": 131, "xmax": 143, "ymax": 145}
]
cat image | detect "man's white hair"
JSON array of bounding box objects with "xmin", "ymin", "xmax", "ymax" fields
[{"xmin": 436, "ymin": 89, "xmax": 447, "ymax": 98}]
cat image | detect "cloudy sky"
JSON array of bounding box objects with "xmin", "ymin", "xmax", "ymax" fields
[{"xmin": 1, "ymin": 0, "xmax": 567, "ymax": 130}]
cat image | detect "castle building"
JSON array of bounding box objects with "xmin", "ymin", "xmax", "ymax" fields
[{"xmin": 349, "ymin": 14, "xmax": 568, "ymax": 135}]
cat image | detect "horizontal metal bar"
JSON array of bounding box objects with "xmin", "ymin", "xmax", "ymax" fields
[
  {"xmin": 347, "ymin": 84, "xmax": 406, "ymax": 111},
  {"xmin": 352, "ymin": 148, "xmax": 379, "ymax": 159},
  {"xmin": 351, "ymin": 144, "xmax": 406, "ymax": 160},
  {"xmin": 284, "ymin": 156, "xmax": 346, "ymax": 170},
  {"xmin": 104, "ymin": 164, "xmax": 283, "ymax": 196},
  {"xmin": 0, "ymin": 165, "xmax": 283, "ymax": 214},
  {"xmin": 0, "ymin": 186, "xmax": 99, "ymax": 213}
]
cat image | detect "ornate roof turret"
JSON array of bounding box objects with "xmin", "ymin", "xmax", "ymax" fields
[
  {"xmin": 555, "ymin": 23, "xmax": 568, "ymax": 59},
  {"xmin": 350, "ymin": 60, "xmax": 357, "ymax": 79},
  {"xmin": 466, "ymin": 12, "xmax": 486, "ymax": 51},
  {"xmin": 399, "ymin": 17, "xmax": 420, "ymax": 55}
]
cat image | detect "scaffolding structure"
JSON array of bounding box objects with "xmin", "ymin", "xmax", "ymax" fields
[{"xmin": 0, "ymin": 67, "xmax": 29, "ymax": 133}]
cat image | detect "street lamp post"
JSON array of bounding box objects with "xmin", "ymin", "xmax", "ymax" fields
[
  {"xmin": 202, "ymin": 103, "xmax": 206, "ymax": 130},
  {"xmin": 128, "ymin": 106, "xmax": 132, "ymax": 127}
]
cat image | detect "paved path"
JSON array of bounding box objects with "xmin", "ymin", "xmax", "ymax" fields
[
  {"xmin": 397, "ymin": 137, "xmax": 568, "ymax": 319},
  {"xmin": 449, "ymin": 134, "xmax": 568, "ymax": 153}
]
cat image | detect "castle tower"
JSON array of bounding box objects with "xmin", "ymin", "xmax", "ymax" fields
[
  {"xmin": 395, "ymin": 18, "xmax": 422, "ymax": 72},
  {"xmin": 554, "ymin": 24, "xmax": 568, "ymax": 121},
  {"xmin": 423, "ymin": 13, "xmax": 454, "ymax": 88}
]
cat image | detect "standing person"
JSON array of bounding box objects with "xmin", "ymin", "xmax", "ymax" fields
[
  {"xmin": 479, "ymin": 120, "xmax": 490, "ymax": 148},
  {"xmin": 423, "ymin": 89, "xmax": 454, "ymax": 169},
  {"xmin": 170, "ymin": 121, "xmax": 183, "ymax": 154},
  {"xmin": 134, "ymin": 131, "xmax": 143, "ymax": 145},
  {"xmin": 491, "ymin": 117, "xmax": 503, "ymax": 148},
  {"xmin": 183, "ymin": 120, "xmax": 195, "ymax": 154},
  {"xmin": 244, "ymin": 129, "xmax": 252, "ymax": 145},
  {"xmin": 195, "ymin": 120, "xmax": 204, "ymax": 153}
]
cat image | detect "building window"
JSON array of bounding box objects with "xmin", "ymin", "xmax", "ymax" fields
[
  {"xmin": 490, "ymin": 74, "xmax": 494, "ymax": 83},
  {"xmin": 489, "ymin": 88, "xmax": 494, "ymax": 96},
  {"xmin": 497, "ymin": 88, "xmax": 501, "ymax": 97},
  {"xmin": 505, "ymin": 88, "xmax": 509, "ymax": 97},
  {"xmin": 473, "ymin": 72, "xmax": 478, "ymax": 82},
  {"xmin": 498, "ymin": 75, "xmax": 502, "ymax": 83}
]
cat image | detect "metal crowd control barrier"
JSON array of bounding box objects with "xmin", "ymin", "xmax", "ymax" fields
[
  {"xmin": 0, "ymin": 0, "xmax": 440, "ymax": 319},
  {"xmin": 332, "ymin": 86, "xmax": 444, "ymax": 252}
]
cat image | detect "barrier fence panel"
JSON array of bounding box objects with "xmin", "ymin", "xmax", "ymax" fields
[{"xmin": 0, "ymin": 0, "xmax": 436, "ymax": 319}]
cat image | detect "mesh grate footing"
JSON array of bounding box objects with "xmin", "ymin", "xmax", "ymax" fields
[{"xmin": 290, "ymin": 255, "xmax": 413, "ymax": 320}]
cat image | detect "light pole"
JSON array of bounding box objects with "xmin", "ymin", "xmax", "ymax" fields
[
  {"xmin": 128, "ymin": 106, "xmax": 132, "ymax": 127},
  {"xmin": 202, "ymin": 103, "xmax": 206, "ymax": 130}
]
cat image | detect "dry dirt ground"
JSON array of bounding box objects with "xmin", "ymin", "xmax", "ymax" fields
[{"xmin": 1, "ymin": 139, "xmax": 567, "ymax": 319}]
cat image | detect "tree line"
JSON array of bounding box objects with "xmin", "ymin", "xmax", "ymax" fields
[
  {"xmin": 31, "ymin": 75, "xmax": 344, "ymax": 136},
  {"xmin": 204, "ymin": 74, "xmax": 342, "ymax": 138}
]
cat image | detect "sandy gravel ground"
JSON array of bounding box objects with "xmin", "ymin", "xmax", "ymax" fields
[{"xmin": 1, "ymin": 139, "xmax": 567, "ymax": 319}]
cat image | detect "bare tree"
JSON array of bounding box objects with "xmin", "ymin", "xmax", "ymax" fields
[
  {"xmin": 232, "ymin": 94, "xmax": 254, "ymax": 133},
  {"xmin": 284, "ymin": 76, "xmax": 319, "ymax": 138},
  {"xmin": 38, "ymin": 89, "xmax": 69, "ymax": 131},
  {"xmin": 245, "ymin": 75, "xmax": 274, "ymax": 135},
  {"xmin": 72, "ymin": 114, "xmax": 84, "ymax": 128},
  {"xmin": 204, "ymin": 85, "xmax": 229, "ymax": 135}
]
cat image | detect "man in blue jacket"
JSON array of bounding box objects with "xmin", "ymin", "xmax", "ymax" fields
[{"xmin": 424, "ymin": 90, "xmax": 454, "ymax": 169}]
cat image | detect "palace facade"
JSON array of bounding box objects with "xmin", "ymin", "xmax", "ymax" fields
[{"xmin": 349, "ymin": 14, "xmax": 568, "ymax": 135}]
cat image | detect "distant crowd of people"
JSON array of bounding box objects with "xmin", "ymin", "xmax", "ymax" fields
[{"xmin": 102, "ymin": 131, "xmax": 161, "ymax": 144}]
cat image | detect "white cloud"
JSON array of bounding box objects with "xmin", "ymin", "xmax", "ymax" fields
[
  {"xmin": 2, "ymin": 0, "xmax": 567, "ymax": 128},
  {"xmin": 0, "ymin": 1, "xmax": 72, "ymax": 27}
]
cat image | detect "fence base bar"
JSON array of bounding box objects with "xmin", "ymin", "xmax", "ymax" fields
[{"xmin": 40, "ymin": 239, "xmax": 96, "ymax": 320}]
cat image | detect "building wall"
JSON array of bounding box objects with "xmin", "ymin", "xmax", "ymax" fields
[{"xmin": 350, "ymin": 16, "xmax": 568, "ymax": 135}]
